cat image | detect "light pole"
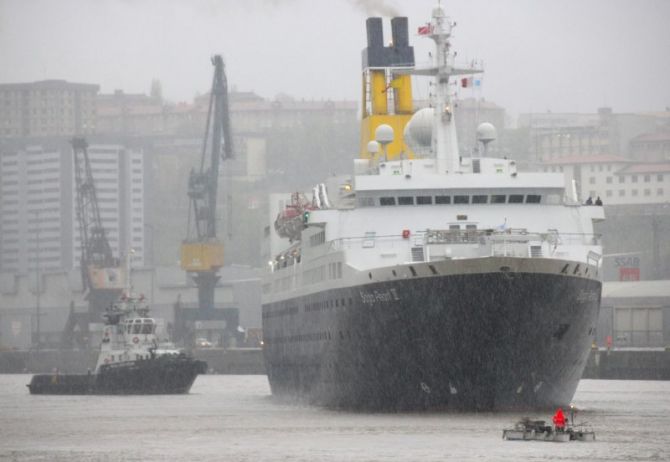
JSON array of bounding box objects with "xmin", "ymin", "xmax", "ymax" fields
[
  {"xmin": 32, "ymin": 210, "xmax": 41, "ymax": 351},
  {"xmin": 144, "ymin": 223, "xmax": 155, "ymax": 305}
]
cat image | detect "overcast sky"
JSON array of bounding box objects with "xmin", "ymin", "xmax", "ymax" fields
[{"xmin": 1, "ymin": 0, "xmax": 669, "ymax": 118}]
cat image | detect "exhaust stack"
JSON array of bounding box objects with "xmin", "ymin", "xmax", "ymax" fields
[{"xmin": 360, "ymin": 16, "xmax": 415, "ymax": 159}]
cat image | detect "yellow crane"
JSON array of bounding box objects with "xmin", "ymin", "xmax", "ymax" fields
[{"xmin": 180, "ymin": 55, "xmax": 233, "ymax": 322}]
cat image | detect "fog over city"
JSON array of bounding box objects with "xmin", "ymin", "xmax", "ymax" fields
[{"xmin": 1, "ymin": 0, "xmax": 669, "ymax": 115}]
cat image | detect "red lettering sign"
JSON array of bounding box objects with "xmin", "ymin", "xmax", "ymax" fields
[{"xmin": 619, "ymin": 267, "xmax": 640, "ymax": 281}]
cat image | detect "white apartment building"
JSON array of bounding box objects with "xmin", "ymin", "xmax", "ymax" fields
[
  {"xmin": 1, "ymin": 146, "xmax": 70, "ymax": 274},
  {"xmin": 539, "ymin": 155, "xmax": 670, "ymax": 205},
  {"xmin": 0, "ymin": 141, "xmax": 145, "ymax": 276},
  {"xmin": 611, "ymin": 163, "xmax": 670, "ymax": 205}
]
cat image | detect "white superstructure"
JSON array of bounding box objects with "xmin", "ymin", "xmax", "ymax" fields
[{"xmin": 265, "ymin": 5, "xmax": 604, "ymax": 302}]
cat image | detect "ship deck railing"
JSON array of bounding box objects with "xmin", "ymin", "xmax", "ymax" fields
[
  {"xmin": 330, "ymin": 229, "xmax": 601, "ymax": 247},
  {"xmin": 329, "ymin": 229, "xmax": 602, "ymax": 262},
  {"xmin": 267, "ymin": 230, "xmax": 602, "ymax": 275}
]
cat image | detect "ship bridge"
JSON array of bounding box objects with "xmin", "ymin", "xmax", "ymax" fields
[{"xmin": 124, "ymin": 318, "xmax": 157, "ymax": 335}]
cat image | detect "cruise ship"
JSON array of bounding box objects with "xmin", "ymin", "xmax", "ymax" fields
[{"xmin": 262, "ymin": 6, "xmax": 604, "ymax": 411}]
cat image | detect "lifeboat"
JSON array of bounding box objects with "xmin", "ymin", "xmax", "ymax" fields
[{"xmin": 274, "ymin": 192, "xmax": 315, "ymax": 242}]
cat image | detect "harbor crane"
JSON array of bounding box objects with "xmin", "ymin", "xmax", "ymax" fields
[
  {"xmin": 178, "ymin": 55, "xmax": 238, "ymax": 346},
  {"xmin": 62, "ymin": 138, "xmax": 125, "ymax": 348}
]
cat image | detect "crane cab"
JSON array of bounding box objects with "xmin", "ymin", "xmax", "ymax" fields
[{"xmin": 180, "ymin": 241, "xmax": 224, "ymax": 272}]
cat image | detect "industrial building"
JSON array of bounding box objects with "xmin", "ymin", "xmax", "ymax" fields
[{"xmin": 598, "ymin": 280, "xmax": 670, "ymax": 348}]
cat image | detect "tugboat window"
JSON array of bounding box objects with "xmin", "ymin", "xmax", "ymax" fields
[
  {"xmin": 141, "ymin": 321, "xmax": 154, "ymax": 334},
  {"xmin": 454, "ymin": 195, "xmax": 469, "ymax": 204},
  {"xmin": 526, "ymin": 194, "xmax": 542, "ymax": 203},
  {"xmin": 416, "ymin": 196, "xmax": 432, "ymax": 205},
  {"xmin": 380, "ymin": 197, "xmax": 396, "ymax": 206},
  {"xmin": 435, "ymin": 195, "xmax": 451, "ymax": 204},
  {"xmin": 491, "ymin": 195, "xmax": 506, "ymax": 204},
  {"xmin": 472, "ymin": 195, "xmax": 488, "ymax": 204},
  {"xmin": 508, "ymin": 194, "xmax": 524, "ymax": 203}
]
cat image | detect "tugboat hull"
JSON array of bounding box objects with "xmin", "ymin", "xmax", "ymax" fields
[
  {"xmin": 263, "ymin": 259, "xmax": 601, "ymax": 411},
  {"xmin": 28, "ymin": 356, "xmax": 207, "ymax": 395}
]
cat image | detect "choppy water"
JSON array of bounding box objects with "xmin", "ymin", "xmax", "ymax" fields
[{"xmin": 1, "ymin": 375, "xmax": 668, "ymax": 461}]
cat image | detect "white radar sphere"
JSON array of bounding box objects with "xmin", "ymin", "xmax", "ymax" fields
[
  {"xmin": 404, "ymin": 107, "xmax": 433, "ymax": 151},
  {"xmin": 367, "ymin": 140, "xmax": 380, "ymax": 154},
  {"xmin": 476, "ymin": 122, "xmax": 497, "ymax": 143},
  {"xmin": 375, "ymin": 124, "xmax": 394, "ymax": 145}
]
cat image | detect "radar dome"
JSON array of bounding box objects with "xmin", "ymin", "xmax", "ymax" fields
[
  {"xmin": 476, "ymin": 122, "xmax": 497, "ymax": 143},
  {"xmin": 404, "ymin": 107, "xmax": 433, "ymax": 152},
  {"xmin": 367, "ymin": 140, "xmax": 380, "ymax": 154},
  {"xmin": 375, "ymin": 124, "xmax": 394, "ymax": 145}
]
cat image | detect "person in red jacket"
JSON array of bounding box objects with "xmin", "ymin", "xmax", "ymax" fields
[{"xmin": 553, "ymin": 408, "xmax": 566, "ymax": 431}]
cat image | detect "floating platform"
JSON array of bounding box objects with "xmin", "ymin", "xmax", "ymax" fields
[{"xmin": 503, "ymin": 419, "xmax": 595, "ymax": 442}]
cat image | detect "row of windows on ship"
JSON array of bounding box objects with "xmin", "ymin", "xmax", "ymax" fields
[
  {"xmin": 122, "ymin": 318, "xmax": 156, "ymax": 335},
  {"xmin": 103, "ymin": 353, "xmax": 153, "ymax": 363},
  {"xmin": 265, "ymin": 261, "xmax": 343, "ymax": 293},
  {"xmin": 357, "ymin": 193, "xmax": 546, "ymax": 207},
  {"xmin": 263, "ymin": 295, "xmax": 354, "ymax": 319}
]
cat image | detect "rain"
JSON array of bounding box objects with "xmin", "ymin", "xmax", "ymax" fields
[{"xmin": 1, "ymin": 0, "xmax": 669, "ymax": 460}]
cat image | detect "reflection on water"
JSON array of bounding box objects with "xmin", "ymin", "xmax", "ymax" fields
[{"xmin": 1, "ymin": 375, "xmax": 668, "ymax": 461}]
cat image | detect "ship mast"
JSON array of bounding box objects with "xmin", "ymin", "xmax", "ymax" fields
[{"xmin": 418, "ymin": 5, "xmax": 483, "ymax": 174}]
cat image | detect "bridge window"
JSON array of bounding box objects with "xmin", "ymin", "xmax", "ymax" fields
[
  {"xmin": 380, "ymin": 197, "xmax": 396, "ymax": 206},
  {"xmin": 435, "ymin": 195, "xmax": 451, "ymax": 204},
  {"xmin": 141, "ymin": 320, "xmax": 155, "ymax": 334},
  {"xmin": 508, "ymin": 194, "xmax": 524, "ymax": 203},
  {"xmin": 491, "ymin": 195, "xmax": 506, "ymax": 204},
  {"xmin": 358, "ymin": 197, "xmax": 374, "ymax": 207},
  {"xmin": 398, "ymin": 196, "xmax": 414, "ymax": 205},
  {"xmin": 526, "ymin": 194, "xmax": 542, "ymax": 203},
  {"xmin": 454, "ymin": 195, "xmax": 469, "ymax": 204},
  {"xmin": 472, "ymin": 195, "xmax": 488, "ymax": 204},
  {"xmin": 416, "ymin": 196, "xmax": 432, "ymax": 205}
]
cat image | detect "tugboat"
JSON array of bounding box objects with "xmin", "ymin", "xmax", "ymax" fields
[{"xmin": 27, "ymin": 292, "xmax": 207, "ymax": 395}]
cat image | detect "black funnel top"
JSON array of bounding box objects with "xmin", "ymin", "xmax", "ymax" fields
[{"xmin": 362, "ymin": 16, "xmax": 415, "ymax": 68}]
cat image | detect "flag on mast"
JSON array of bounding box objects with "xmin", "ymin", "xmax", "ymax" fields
[
  {"xmin": 461, "ymin": 77, "xmax": 482, "ymax": 88},
  {"xmin": 417, "ymin": 23, "xmax": 432, "ymax": 35}
]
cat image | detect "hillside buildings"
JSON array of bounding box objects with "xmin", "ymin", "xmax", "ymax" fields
[{"xmin": 0, "ymin": 80, "xmax": 98, "ymax": 138}]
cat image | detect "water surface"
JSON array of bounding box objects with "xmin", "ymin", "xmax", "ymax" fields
[{"xmin": 1, "ymin": 375, "xmax": 668, "ymax": 461}]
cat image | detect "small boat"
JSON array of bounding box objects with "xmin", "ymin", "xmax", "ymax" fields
[
  {"xmin": 502, "ymin": 417, "xmax": 595, "ymax": 442},
  {"xmin": 27, "ymin": 292, "xmax": 207, "ymax": 395}
]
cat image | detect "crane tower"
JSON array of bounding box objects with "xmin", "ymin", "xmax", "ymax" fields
[{"xmin": 178, "ymin": 55, "xmax": 237, "ymax": 346}]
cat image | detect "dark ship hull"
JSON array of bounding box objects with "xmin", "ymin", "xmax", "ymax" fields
[
  {"xmin": 263, "ymin": 257, "xmax": 601, "ymax": 411},
  {"xmin": 28, "ymin": 355, "xmax": 207, "ymax": 395}
]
